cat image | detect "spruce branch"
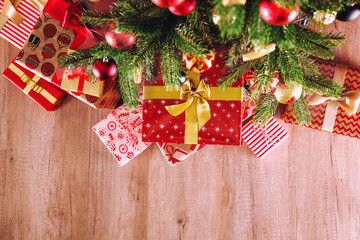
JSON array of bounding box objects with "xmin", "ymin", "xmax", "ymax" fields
[
  {"xmin": 288, "ymin": 95, "xmax": 311, "ymax": 126},
  {"xmin": 302, "ymin": 73, "xmax": 344, "ymax": 97},
  {"xmin": 160, "ymin": 38, "xmax": 183, "ymax": 89},
  {"xmin": 253, "ymin": 93, "xmax": 278, "ymax": 127}
]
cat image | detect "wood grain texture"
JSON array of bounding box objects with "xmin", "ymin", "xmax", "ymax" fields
[{"xmin": 1, "ymin": 19, "xmax": 360, "ymax": 240}]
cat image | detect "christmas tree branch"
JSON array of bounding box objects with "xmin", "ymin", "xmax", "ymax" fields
[
  {"xmin": 253, "ymin": 93, "xmax": 278, "ymax": 127},
  {"xmin": 288, "ymin": 95, "xmax": 311, "ymax": 126}
]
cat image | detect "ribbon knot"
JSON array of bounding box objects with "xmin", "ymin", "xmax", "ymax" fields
[
  {"xmin": 166, "ymin": 77, "xmax": 211, "ymax": 144},
  {"xmin": 20, "ymin": 74, "xmax": 42, "ymax": 94}
]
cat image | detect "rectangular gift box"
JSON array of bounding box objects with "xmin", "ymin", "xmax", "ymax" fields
[
  {"xmin": 3, "ymin": 60, "xmax": 67, "ymax": 111},
  {"xmin": 0, "ymin": 0, "xmax": 42, "ymax": 49},
  {"xmin": 242, "ymin": 117, "xmax": 289, "ymax": 159},
  {"xmin": 284, "ymin": 60, "xmax": 360, "ymax": 139},
  {"xmin": 61, "ymin": 72, "xmax": 105, "ymax": 97},
  {"xmin": 157, "ymin": 143, "xmax": 206, "ymax": 166},
  {"xmin": 142, "ymin": 51, "xmax": 243, "ymax": 145},
  {"xmin": 93, "ymin": 105, "xmax": 152, "ymax": 166},
  {"xmin": 15, "ymin": 7, "xmax": 75, "ymax": 81}
]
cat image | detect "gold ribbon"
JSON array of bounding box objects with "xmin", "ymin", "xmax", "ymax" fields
[
  {"xmin": 306, "ymin": 64, "xmax": 360, "ymax": 132},
  {"xmin": 8, "ymin": 63, "xmax": 58, "ymax": 105},
  {"xmin": 143, "ymin": 71, "xmax": 243, "ymax": 144}
]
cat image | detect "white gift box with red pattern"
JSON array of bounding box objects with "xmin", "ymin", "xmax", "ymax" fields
[
  {"xmin": 157, "ymin": 143, "xmax": 206, "ymax": 166},
  {"xmin": 93, "ymin": 105, "xmax": 151, "ymax": 166}
]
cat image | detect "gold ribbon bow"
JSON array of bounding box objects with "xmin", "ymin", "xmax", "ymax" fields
[
  {"xmin": 307, "ymin": 90, "xmax": 360, "ymax": 115},
  {"xmin": 166, "ymin": 78, "xmax": 211, "ymax": 144},
  {"xmin": 9, "ymin": 63, "xmax": 58, "ymax": 105}
]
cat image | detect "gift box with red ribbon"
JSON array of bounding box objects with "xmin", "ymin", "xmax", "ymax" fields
[
  {"xmin": 142, "ymin": 51, "xmax": 243, "ymax": 145},
  {"xmin": 284, "ymin": 60, "xmax": 360, "ymax": 139},
  {"xmin": 157, "ymin": 143, "xmax": 206, "ymax": 166},
  {"xmin": 242, "ymin": 117, "xmax": 289, "ymax": 159},
  {"xmin": 14, "ymin": 0, "xmax": 91, "ymax": 81},
  {"xmin": 93, "ymin": 105, "xmax": 152, "ymax": 166},
  {"xmin": 3, "ymin": 60, "xmax": 67, "ymax": 111},
  {"xmin": 0, "ymin": 0, "xmax": 44, "ymax": 49}
]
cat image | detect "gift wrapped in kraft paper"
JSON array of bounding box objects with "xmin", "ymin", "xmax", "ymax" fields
[{"xmin": 284, "ymin": 60, "xmax": 360, "ymax": 139}]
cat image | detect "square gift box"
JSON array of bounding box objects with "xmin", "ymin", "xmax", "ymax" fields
[
  {"xmin": 142, "ymin": 52, "xmax": 243, "ymax": 145},
  {"xmin": 61, "ymin": 71, "xmax": 105, "ymax": 97},
  {"xmin": 3, "ymin": 60, "xmax": 67, "ymax": 111},
  {"xmin": 157, "ymin": 143, "xmax": 206, "ymax": 166},
  {"xmin": 93, "ymin": 105, "xmax": 152, "ymax": 166},
  {"xmin": 284, "ymin": 60, "xmax": 360, "ymax": 139}
]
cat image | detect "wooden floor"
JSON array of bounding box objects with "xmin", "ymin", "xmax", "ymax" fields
[{"xmin": 1, "ymin": 20, "xmax": 360, "ymax": 240}]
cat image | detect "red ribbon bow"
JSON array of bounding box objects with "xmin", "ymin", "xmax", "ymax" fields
[{"xmin": 164, "ymin": 145, "xmax": 182, "ymax": 165}]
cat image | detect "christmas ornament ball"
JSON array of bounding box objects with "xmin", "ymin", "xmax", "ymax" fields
[
  {"xmin": 183, "ymin": 51, "xmax": 215, "ymax": 73},
  {"xmin": 105, "ymin": 31, "xmax": 137, "ymax": 50},
  {"xmin": 168, "ymin": 0, "xmax": 196, "ymax": 16},
  {"xmin": 313, "ymin": 10, "xmax": 336, "ymax": 25},
  {"xmin": 336, "ymin": 5, "xmax": 360, "ymax": 22},
  {"xmin": 151, "ymin": 0, "xmax": 183, "ymax": 8},
  {"xmin": 179, "ymin": 72, "xmax": 186, "ymax": 84},
  {"xmin": 92, "ymin": 58, "xmax": 118, "ymax": 80},
  {"xmin": 259, "ymin": 0, "xmax": 299, "ymax": 26},
  {"xmin": 273, "ymin": 82, "xmax": 302, "ymax": 104}
]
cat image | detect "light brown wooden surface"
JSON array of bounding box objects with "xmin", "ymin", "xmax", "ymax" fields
[{"xmin": 1, "ymin": 20, "xmax": 360, "ymax": 240}]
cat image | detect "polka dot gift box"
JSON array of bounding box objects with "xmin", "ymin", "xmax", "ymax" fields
[{"xmin": 142, "ymin": 50, "xmax": 244, "ymax": 145}]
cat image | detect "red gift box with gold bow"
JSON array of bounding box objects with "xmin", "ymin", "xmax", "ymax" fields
[
  {"xmin": 142, "ymin": 51, "xmax": 243, "ymax": 145},
  {"xmin": 284, "ymin": 60, "xmax": 360, "ymax": 139},
  {"xmin": 3, "ymin": 60, "xmax": 67, "ymax": 111}
]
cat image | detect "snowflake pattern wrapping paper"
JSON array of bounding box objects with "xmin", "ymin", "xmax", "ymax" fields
[
  {"xmin": 93, "ymin": 105, "xmax": 152, "ymax": 166},
  {"xmin": 242, "ymin": 117, "xmax": 289, "ymax": 159},
  {"xmin": 157, "ymin": 143, "xmax": 206, "ymax": 166},
  {"xmin": 142, "ymin": 51, "xmax": 243, "ymax": 145},
  {"xmin": 284, "ymin": 60, "xmax": 360, "ymax": 139}
]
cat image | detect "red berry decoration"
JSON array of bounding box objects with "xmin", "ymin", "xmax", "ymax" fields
[
  {"xmin": 259, "ymin": 0, "xmax": 299, "ymax": 26},
  {"xmin": 168, "ymin": 0, "xmax": 196, "ymax": 16},
  {"xmin": 151, "ymin": 0, "xmax": 183, "ymax": 8},
  {"xmin": 92, "ymin": 58, "xmax": 118, "ymax": 80}
]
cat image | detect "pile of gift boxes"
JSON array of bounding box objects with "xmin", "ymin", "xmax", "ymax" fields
[{"xmin": 3, "ymin": 0, "xmax": 360, "ymax": 166}]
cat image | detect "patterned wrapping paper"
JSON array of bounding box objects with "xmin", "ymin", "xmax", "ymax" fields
[
  {"xmin": 52, "ymin": 70, "xmax": 122, "ymax": 109},
  {"xmin": 142, "ymin": 51, "xmax": 243, "ymax": 145},
  {"xmin": 157, "ymin": 143, "xmax": 206, "ymax": 166},
  {"xmin": 3, "ymin": 60, "xmax": 67, "ymax": 111},
  {"xmin": 93, "ymin": 105, "xmax": 152, "ymax": 166},
  {"xmin": 0, "ymin": 0, "xmax": 42, "ymax": 49},
  {"xmin": 15, "ymin": 12, "xmax": 75, "ymax": 81},
  {"xmin": 61, "ymin": 72, "xmax": 105, "ymax": 97},
  {"xmin": 242, "ymin": 117, "xmax": 289, "ymax": 159},
  {"xmin": 242, "ymin": 89, "xmax": 257, "ymax": 122},
  {"xmin": 284, "ymin": 60, "xmax": 360, "ymax": 139}
]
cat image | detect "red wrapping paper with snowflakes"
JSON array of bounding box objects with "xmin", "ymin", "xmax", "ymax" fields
[
  {"xmin": 3, "ymin": 60, "xmax": 67, "ymax": 111},
  {"xmin": 242, "ymin": 117, "xmax": 289, "ymax": 159},
  {"xmin": 157, "ymin": 143, "xmax": 206, "ymax": 166},
  {"xmin": 142, "ymin": 51, "xmax": 243, "ymax": 145},
  {"xmin": 0, "ymin": 0, "xmax": 42, "ymax": 49},
  {"xmin": 284, "ymin": 60, "xmax": 360, "ymax": 139},
  {"xmin": 93, "ymin": 105, "xmax": 152, "ymax": 166}
]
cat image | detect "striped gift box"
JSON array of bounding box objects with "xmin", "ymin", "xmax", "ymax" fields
[
  {"xmin": 242, "ymin": 117, "xmax": 289, "ymax": 159},
  {"xmin": 0, "ymin": 0, "xmax": 40, "ymax": 49}
]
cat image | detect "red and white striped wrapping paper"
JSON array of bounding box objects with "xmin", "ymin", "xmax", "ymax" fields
[
  {"xmin": 242, "ymin": 117, "xmax": 289, "ymax": 159},
  {"xmin": 0, "ymin": 0, "xmax": 40, "ymax": 49}
]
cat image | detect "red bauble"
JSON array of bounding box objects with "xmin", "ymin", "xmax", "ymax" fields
[
  {"xmin": 92, "ymin": 58, "xmax": 118, "ymax": 80},
  {"xmin": 152, "ymin": 0, "xmax": 183, "ymax": 8},
  {"xmin": 259, "ymin": 0, "xmax": 299, "ymax": 26},
  {"xmin": 105, "ymin": 31, "xmax": 137, "ymax": 50},
  {"xmin": 168, "ymin": 0, "xmax": 196, "ymax": 16}
]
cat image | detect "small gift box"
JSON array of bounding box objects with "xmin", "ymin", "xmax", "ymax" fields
[
  {"xmin": 93, "ymin": 105, "xmax": 152, "ymax": 166},
  {"xmin": 3, "ymin": 60, "xmax": 67, "ymax": 111},
  {"xmin": 157, "ymin": 143, "xmax": 206, "ymax": 166},
  {"xmin": 242, "ymin": 117, "xmax": 289, "ymax": 159},
  {"xmin": 61, "ymin": 71, "xmax": 105, "ymax": 97},
  {"xmin": 242, "ymin": 89, "xmax": 257, "ymax": 122},
  {"xmin": 284, "ymin": 60, "xmax": 360, "ymax": 139},
  {"xmin": 0, "ymin": 0, "xmax": 44, "ymax": 49},
  {"xmin": 142, "ymin": 51, "xmax": 243, "ymax": 145}
]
